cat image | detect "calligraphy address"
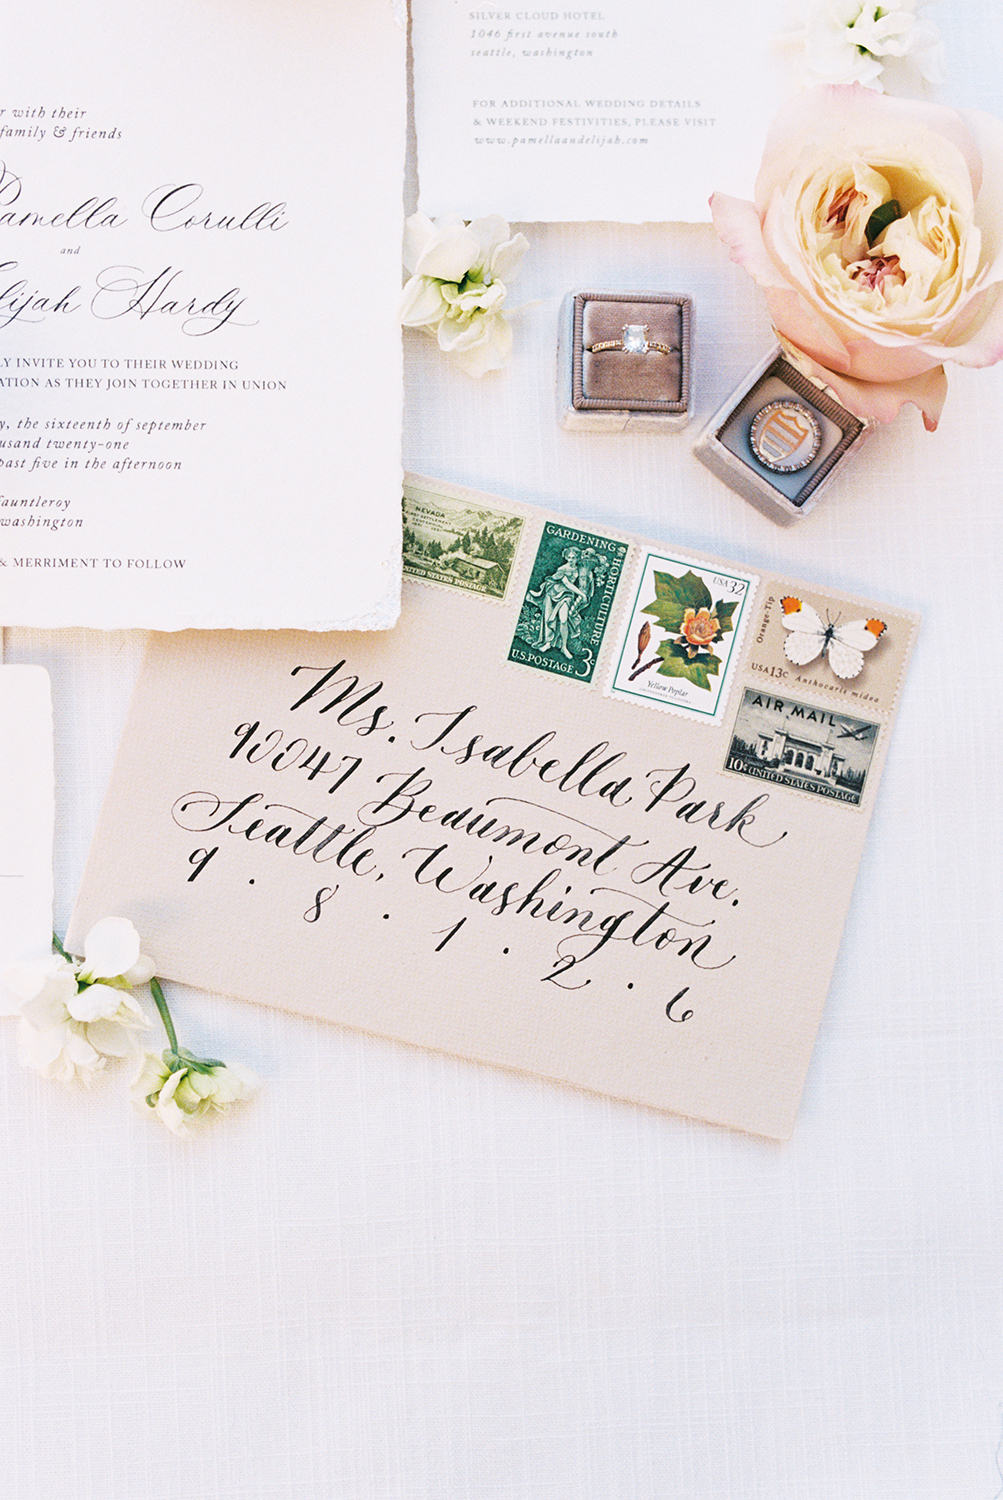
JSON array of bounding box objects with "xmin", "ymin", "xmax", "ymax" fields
[{"xmin": 169, "ymin": 657, "xmax": 790, "ymax": 1020}]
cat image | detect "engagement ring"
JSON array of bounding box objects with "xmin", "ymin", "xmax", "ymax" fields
[{"xmin": 588, "ymin": 323, "xmax": 676, "ymax": 356}]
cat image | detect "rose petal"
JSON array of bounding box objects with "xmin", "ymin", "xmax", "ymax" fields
[
  {"xmin": 939, "ymin": 108, "xmax": 1003, "ymax": 366},
  {"xmin": 713, "ymin": 84, "xmax": 1003, "ymax": 423},
  {"xmin": 782, "ymin": 339, "xmax": 948, "ymax": 428},
  {"xmin": 754, "ymin": 86, "xmax": 984, "ymax": 210},
  {"xmin": 710, "ymin": 192, "xmax": 793, "ymax": 293},
  {"xmin": 761, "ymin": 283, "xmax": 866, "ymax": 376},
  {"xmin": 764, "ymin": 282, "xmax": 946, "ymax": 380}
]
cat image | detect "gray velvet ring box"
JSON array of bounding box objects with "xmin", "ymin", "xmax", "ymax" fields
[
  {"xmin": 693, "ymin": 346, "xmax": 870, "ymax": 520},
  {"xmin": 559, "ymin": 290, "xmax": 693, "ymax": 432}
]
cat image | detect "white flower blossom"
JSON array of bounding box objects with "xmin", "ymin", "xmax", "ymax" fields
[
  {"xmin": 3, "ymin": 922, "xmax": 258, "ymax": 1130},
  {"xmin": 131, "ymin": 1050, "xmax": 258, "ymax": 1135},
  {"xmin": 7, "ymin": 951, "xmax": 149, "ymax": 1083},
  {"xmin": 790, "ymin": 1, "xmax": 943, "ymax": 93},
  {"xmin": 3, "ymin": 918, "xmax": 154, "ymax": 1082},
  {"xmin": 400, "ymin": 212, "xmax": 528, "ymax": 377},
  {"xmin": 77, "ymin": 915, "xmax": 157, "ymax": 987}
]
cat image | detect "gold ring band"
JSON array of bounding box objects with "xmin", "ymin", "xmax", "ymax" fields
[
  {"xmin": 588, "ymin": 338, "xmax": 676, "ymax": 355},
  {"xmin": 588, "ymin": 320, "xmax": 676, "ymax": 357}
]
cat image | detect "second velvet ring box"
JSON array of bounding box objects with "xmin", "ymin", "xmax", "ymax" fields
[{"xmin": 559, "ymin": 290, "xmax": 693, "ymax": 432}]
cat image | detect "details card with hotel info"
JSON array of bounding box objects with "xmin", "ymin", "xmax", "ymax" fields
[
  {"xmin": 411, "ymin": 0, "xmax": 791, "ymax": 223},
  {"xmin": 0, "ymin": 0, "xmax": 405, "ymax": 630},
  {"xmin": 69, "ymin": 478, "xmax": 919, "ymax": 1139}
]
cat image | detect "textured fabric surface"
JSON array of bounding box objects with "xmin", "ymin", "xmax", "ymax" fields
[{"xmin": 3, "ymin": 215, "xmax": 1000, "ymax": 1500}]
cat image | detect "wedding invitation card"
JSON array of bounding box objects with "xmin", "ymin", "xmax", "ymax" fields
[
  {"xmin": 411, "ymin": 0, "xmax": 790, "ymax": 221},
  {"xmin": 69, "ymin": 478, "xmax": 918, "ymax": 1138},
  {"xmin": 0, "ymin": 666, "xmax": 54, "ymax": 1004},
  {"xmin": 0, "ymin": 0, "xmax": 405, "ymax": 629}
]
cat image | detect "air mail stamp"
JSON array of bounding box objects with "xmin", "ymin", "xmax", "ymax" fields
[{"xmin": 724, "ymin": 688, "xmax": 880, "ymax": 806}]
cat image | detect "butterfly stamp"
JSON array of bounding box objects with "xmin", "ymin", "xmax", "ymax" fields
[
  {"xmin": 779, "ymin": 597, "xmax": 885, "ymax": 679},
  {"xmin": 606, "ymin": 550, "xmax": 757, "ymax": 724},
  {"xmin": 725, "ymin": 688, "xmax": 880, "ymax": 807},
  {"xmin": 744, "ymin": 585, "xmax": 916, "ymax": 722}
]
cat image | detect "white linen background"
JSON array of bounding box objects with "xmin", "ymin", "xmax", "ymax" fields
[{"xmin": 2, "ymin": 4, "xmax": 1002, "ymax": 1495}]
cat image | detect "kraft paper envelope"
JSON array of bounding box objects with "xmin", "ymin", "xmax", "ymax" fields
[{"xmin": 69, "ymin": 478, "xmax": 918, "ymax": 1138}]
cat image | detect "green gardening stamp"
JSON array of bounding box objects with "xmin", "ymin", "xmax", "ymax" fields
[{"xmin": 508, "ymin": 521, "xmax": 629, "ymax": 684}]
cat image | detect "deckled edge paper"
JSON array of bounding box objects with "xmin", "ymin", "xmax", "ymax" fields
[{"xmin": 0, "ymin": 0, "xmax": 406, "ymax": 631}]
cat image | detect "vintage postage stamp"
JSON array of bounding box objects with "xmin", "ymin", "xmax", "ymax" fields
[
  {"xmin": 724, "ymin": 688, "xmax": 880, "ymax": 806},
  {"xmin": 607, "ymin": 550, "xmax": 757, "ymax": 724},
  {"xmin": 507, "ymin": 521, "xmax": 629, "ymax": 684},
  {"xmin": 742, "ymin": 583, "xmax": 915, "ymax": 722},
  {"xmin": 403, "ymin": 480, "xmax": 525, "ymax": 601}
]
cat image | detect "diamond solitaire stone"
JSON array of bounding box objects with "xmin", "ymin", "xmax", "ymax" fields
[{"xmin": 622, "ymin": 324, "xmax": 649, "ymax": 352}]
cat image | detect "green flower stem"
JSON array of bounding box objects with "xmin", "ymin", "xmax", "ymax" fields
[
  {"xmin": 149, "ymin": 976, "xmax": 180, "ymax": 1056},
  {"xmin": 52, "ymin": 931, "xmax": 70, "ymax": 962},
  {"xmin": 148, "ymin": 979, "xmax": 224, "ymax": 1073}
]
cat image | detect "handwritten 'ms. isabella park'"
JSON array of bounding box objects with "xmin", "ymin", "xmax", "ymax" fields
[{"xmin": 170, "ymin": 657, "xmax": 790, "ymax": 1009}]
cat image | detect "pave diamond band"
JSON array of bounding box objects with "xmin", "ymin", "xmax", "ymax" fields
[{"xmin": 588, "ymin": 323, "xmax": 676, "ymax": 356}]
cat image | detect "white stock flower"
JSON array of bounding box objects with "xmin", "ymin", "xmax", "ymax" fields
[
  {"xmin": 76, "ymin": 915, "xmax": 156, "ymax": 986},
  {"xmin": 131, "ymin": 1051, "xmax": 258, "ymax": 1135},
  {"xmin": 3, "ymin": 921, "xmax": 258, "ymax": 1127},
  {"xmin": 7, "ymin": 952, "xmax": 148, "ymax": 1083},
  {"xmin": 3, "ymin": 917, "xmax": 154, "ymax": 1082},
  {"xmin": 400, "ymin": 212, "xmax": 528, "ymax": 377},
  {"xmin": 793, "ymin": 1, "xmax": 943, "ymax": 92}
]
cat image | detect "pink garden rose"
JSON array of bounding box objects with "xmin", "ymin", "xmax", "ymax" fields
[{"xmin": 711, "ymin": 85, "xmax": 1003, "ymax": 429}]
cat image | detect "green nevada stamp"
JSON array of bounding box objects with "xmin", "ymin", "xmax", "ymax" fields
[
  {"xmin": 508, "ymin": 521, "xmax": 629, "ymax": 683},
  {"xmin": 402, "ymin": 481, "xmax": 524, "ymax": 601}
]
